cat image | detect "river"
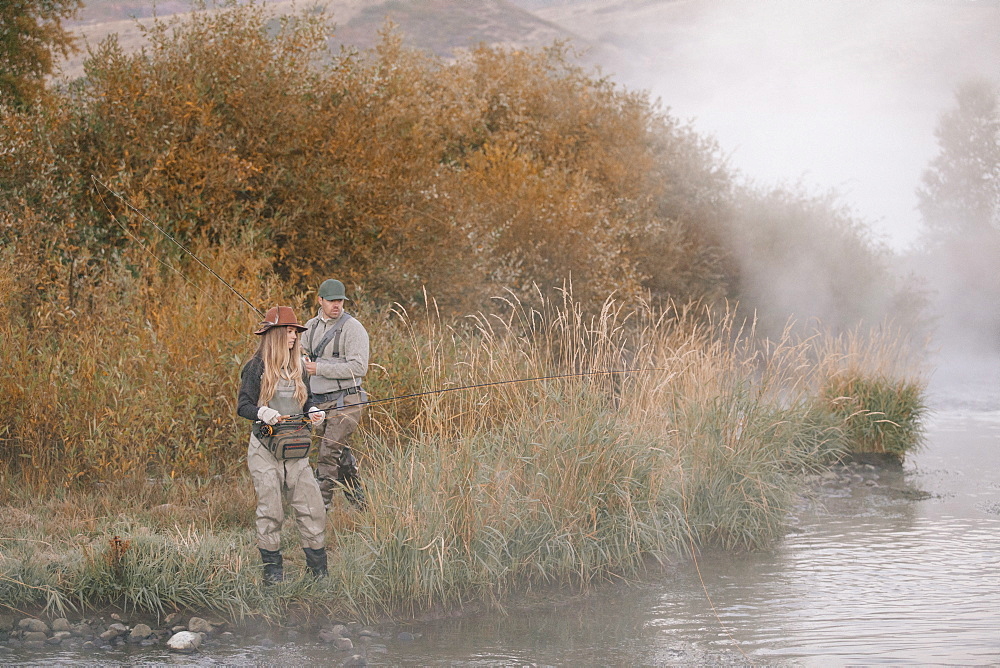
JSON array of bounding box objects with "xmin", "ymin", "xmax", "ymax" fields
[{"xmin": 6, "ymin": 357, "xmax": 998, "ymax": 666}]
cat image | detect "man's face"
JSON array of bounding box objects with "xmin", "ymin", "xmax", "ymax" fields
[{"xmin": 319, "ymin": 297, "xmax": 344, "ymax": 319}]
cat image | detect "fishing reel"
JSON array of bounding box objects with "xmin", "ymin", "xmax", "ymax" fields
[{"xmin": 256, "ymin": 416, "xmax": 310, "ymax": 437}]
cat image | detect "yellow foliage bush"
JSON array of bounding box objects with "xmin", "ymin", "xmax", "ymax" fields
[{"xmin": 1, "ymin": 1, "xmax": 735, "ymax": 319}]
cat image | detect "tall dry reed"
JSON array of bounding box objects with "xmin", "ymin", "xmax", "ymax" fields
[{"xmin": 0, "ymin": 282, "xmax": 925, "ymax": 621}]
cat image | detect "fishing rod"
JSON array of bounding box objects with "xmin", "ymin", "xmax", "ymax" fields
[
  {"xmin": 279, "ymin": 366, "xmax": 671, "ymax": 421},
  {"xmin": 91, "ymin": 175, "xmax": 264, "ymax": 318}
]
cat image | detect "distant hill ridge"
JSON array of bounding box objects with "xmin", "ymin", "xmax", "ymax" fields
[{"xmin": 63, "ymin": 0, "xmax": 579, "ymax": 79}]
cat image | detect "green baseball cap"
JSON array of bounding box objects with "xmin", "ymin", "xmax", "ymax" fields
[{"xmin": 318, "ymin": 279, "xmax": 348, "ymax": 301}]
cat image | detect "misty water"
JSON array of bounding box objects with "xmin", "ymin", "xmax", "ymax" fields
[{"xmin": 7, "ymin": 357, "xmax": 998, "ymax": 667}]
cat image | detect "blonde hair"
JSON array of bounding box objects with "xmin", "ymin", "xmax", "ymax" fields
[{"xmin": 255, "ymin": 326, "xmax": 308, "ymax": 406}]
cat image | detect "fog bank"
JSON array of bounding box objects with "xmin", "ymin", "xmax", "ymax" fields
[{"xmin": 535, "ymin": 0, "xmax": 1000, "ymax": 250}]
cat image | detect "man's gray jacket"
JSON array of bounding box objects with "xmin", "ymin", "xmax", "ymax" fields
[{"xmin": 301, "ymin": 311, "xmax": 369, "ymax": 395}]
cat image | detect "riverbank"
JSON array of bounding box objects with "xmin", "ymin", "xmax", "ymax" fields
[
  {"xmin": 0, "ymin": 299, "xmax": 926, "ymax": 633},
  {"xmin": 0, "ymin": 457, "xmax": 930, "ymax": 665}
]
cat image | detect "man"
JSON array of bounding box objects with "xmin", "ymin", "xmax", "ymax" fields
[{"xmin": 302, "ymin": 279, "xmax": 370, "ymax": 509}]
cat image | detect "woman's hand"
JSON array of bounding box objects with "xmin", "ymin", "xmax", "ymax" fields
[
  {"xmin": 257, "ymin": 406, "xmax": 282, "ymax": 425},
  {"xmin": 308, "ymin": 406, "xmax": 326, "ymax": 425}
]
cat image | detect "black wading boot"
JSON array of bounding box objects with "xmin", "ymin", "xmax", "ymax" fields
[
  {"xmin": 259, "ymin": 547, "xmax": 283, "ymax": 585},
  {"xmin": 303, "ymin": 547, "xmax": 328, "ymax": 578}
]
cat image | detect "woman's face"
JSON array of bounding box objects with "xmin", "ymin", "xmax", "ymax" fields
[{"xmin": 286, "ymin": 326, "xmax": 298, "ymax": 350}]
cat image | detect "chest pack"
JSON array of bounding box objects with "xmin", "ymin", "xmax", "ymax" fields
[
  {"xmin": 254, "ymin": 376, "xmax": 311, "ymax": 459},
  {"xmin": 254, "ymin": 420, "xmax": 312, "ymax": 460},
  {"xmin": 306, "ymin": 313, "xmax": 353, "ymax": 361}
]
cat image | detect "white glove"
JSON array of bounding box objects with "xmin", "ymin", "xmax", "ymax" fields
[
  {"xmin": 308, "ymin": 406, "xmax": 326, "ymax": 425},
  {"xmin": 257, "ymin": 406, "xmax": 282, "ymax": 425}
]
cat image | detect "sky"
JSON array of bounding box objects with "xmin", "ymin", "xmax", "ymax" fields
[{"xmin": 562, "ymin": 0, "xmax": 1000, "ymax": 251}]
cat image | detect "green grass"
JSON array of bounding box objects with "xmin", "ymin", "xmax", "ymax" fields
[{"xmin": 822, "ymin": 374, "xmax": 926, "ymax": 462}]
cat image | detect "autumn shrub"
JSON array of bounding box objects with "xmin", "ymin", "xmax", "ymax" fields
[
  {"xmin": 1, "ymin": 0, "xmax": 744, "ymax": 325},
  {"xmin": 0, "ymin": 239, "xmax": 282, "ymax": 487}
]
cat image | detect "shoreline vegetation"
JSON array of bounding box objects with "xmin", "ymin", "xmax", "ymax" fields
[
  {"xmin": 1, "ymin": 0, "xmax": 927, "ymax": 637},
  {"xmin": 1, "ymin": 290, "xmax": 926, "ymax": 626}
]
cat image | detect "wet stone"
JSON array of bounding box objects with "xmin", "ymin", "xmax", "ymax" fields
[
  {"xmin": 129, "ymin": 623, "xmax": 153, "ymax": 641},
  {"xmin": 188, "ymin": 617, "xmax": 214, "ymax": 634},
  {"xmin": 166, "ymin": 631, "xmax": 203, "ymax": 653},
  {"xmin": 45, "ymin": 636, "xmax": 62, "ymax": 645},
  {"xmin": 334, "ymin": 637, "xmax": 354, "ymax": 651},
  {"xmin": 22, "ymin": 632, "xmax": 48, "ymax": 643},
  {"xmin": 52, "ymin": 631, "xmax": 72, "ymax": 641},
  {"xmin": 342, "ymin": 655, "xmax": 367, "ymax": 667},
  {"xmin": 19, "ymin": 619, "xmax": 49, "ymax": 634},
  {"xmin": 72, "ymin": 622, "xmax": 95, "ymax": 637},
  {"xmin": 23, "ymin": 640, "xmax": 45, "ymax": 649},
  {"xmin": 51, "ymin": 618, "xmax": 72, "ymax": 633}
]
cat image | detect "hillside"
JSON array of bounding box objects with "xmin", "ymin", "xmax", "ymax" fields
[{"xmin": 63, "ymin": 0, "xmax": 578, "ymax": 77}]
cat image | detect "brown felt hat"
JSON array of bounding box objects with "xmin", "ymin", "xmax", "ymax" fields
[{"xmin": 254, "ymin": 306, "xmax": 308, "ymax": 335}]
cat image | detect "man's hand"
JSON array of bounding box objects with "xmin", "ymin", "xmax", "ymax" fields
[{"xmin": 303, "ymin": 357, "xmax": 318, "ymax": 375}]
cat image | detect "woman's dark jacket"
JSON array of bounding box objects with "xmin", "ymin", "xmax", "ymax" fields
[{"xmin": 237, "ymin": 355, "xmax": 316, "ymax": 421}]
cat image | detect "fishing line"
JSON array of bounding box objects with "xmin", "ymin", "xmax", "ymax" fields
[
  {"xmin": 282, "ymin": 366, "xmax": 670, "ymax": 420},
  {"xmin": 91, "ymin": 176, "xmax": 264, "ymax": 318},
  {"xmin": 679, "ymin": 473, "xmax": 751, "ymax": 661}
]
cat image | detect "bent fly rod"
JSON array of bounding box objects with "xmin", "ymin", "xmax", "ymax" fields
[{"xmin": 91, "ymin": 175, "xmax": 264, "ymax": 318}]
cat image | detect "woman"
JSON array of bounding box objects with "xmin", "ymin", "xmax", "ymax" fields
[{"xmin": 237, "ymin": 306, "xmax": 327, "ymax": 584}]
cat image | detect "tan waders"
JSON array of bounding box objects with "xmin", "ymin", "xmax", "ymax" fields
[
  {"xmin": 315, "ymin": 389, "xmax": 366, "ymax": 509},
  {"xmin": 249, "ymin": 378, "xmax": 327, "ymax": 583}
]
